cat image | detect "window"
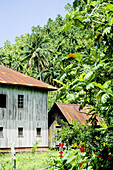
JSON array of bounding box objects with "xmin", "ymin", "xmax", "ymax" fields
[
  {"xmin": 18, "ymin": 95, "xmax": 24, "ymax": 108},
  {"xmin": 36, "ymin": 128, "xmax": 41, "ymax": 136},
  {"xmin": 18, "ymin": 127, "xmax": 23, "ymax": 136},
  {"xmin": 0, "ymin": 94, "xmax": 6, "ymax": 108},
  {"xmin": 56, "ymin": 125, "xmax": 61, "ymax": 129},
  {"xmin": 0, "ymin": 127, "xmax": 3, "ymax": 137}
]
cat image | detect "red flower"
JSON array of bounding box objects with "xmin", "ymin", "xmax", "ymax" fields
[
  {"xmin": 59, "ymin": 143, "xmax": 61, "ymax": 147},
  {"xmin": 98, "ymin": 155, "xmax": 101, "ymax": 158},
  {"xmin": 59, "ymin": 151, "xmax": 63, "ymax": 154},
  {"xmin": 60, "ymin": 154, "xmax": 63, "ymax": 158},
  {"xmin": 59, "ymin": 143, "xmax": 64, "ymax": 147},
  {"xmin": 78, "ymin": 162, "xmax": 83, "ymax": 167},
  {"xmin": 107, "ymin": 156, "xmax": 111, "ymax": 161},
  {"xmin": 62, "ymin": 143, "xmax": 64, "ymax": 147},
  {"xmin": 80, "ymin": 146, "xmax": 85, "ymax": 152},
  {"xmin": 59, "ymin": 151, "xmax": 63, "ymax": 158}
]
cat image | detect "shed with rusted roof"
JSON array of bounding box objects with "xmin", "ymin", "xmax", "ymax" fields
[
  {"xmin": 48, "ymin": 103, "xmax": 102, "ymax": 147},
  {"xmin": 0, "ymin": 65, "xmax": 57, "ymax": 151}
]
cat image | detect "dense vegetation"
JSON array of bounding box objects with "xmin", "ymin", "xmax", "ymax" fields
[
  {"xmin": 0, "ymin": 0, "xmax": 113, "ymax": 169},
  {"xmin": 0, "ymin": 13, "xmax": 82, "ymax": 86},
  {"xmin": 54, "ymin": 0, "xmax": 113, "ymax": 169}
]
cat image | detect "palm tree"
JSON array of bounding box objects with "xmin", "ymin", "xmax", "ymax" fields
[{"xmin": 18, "ymin": 30, "xmax": 53, "ymax": 80}]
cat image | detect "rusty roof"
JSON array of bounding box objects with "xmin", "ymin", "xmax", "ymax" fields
[
  {"xmin": 55, "ymin": 103, "xmax": 102, "ymax": 124},
  {"xmin": 0, "ymin": 65, "xmax": 57, "ymax": 90}
]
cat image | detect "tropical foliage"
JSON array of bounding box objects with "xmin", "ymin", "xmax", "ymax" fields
[
  {"xmin": 54, "ymin": 120, "xmax": 113, "ymax": 169},
  {"xmin": 52, "ymin": 0, "xmax": 113, "ymax": 169},
  {"xmin": 0, "ymin": 14, "xmax": 82, "ymax": 84},
  {"xmin": 0, "ymin": 0, "xmax": 113, "ymax": 169}
]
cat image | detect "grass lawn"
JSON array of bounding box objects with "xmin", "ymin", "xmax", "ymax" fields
[{"xmin": 0, "ymin": 150, "xmax": 58, "ymax": 170}]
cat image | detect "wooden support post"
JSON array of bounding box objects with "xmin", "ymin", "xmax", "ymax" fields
[{"xmin": 11, "ymin": 143, "xmax": 16, "ymax": 170}]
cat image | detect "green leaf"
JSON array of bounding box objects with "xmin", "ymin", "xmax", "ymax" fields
[
  {"xmin": 74, "ymin": 53, "xmax": 82, "ymax": 62},
  {"xmin": 66, "ymin": 94, "xmax": 75, "ymax": 102},
  {"xmin": 103, "ymin": 80, "xmax": 111, "ymax": 89},
  {"xmin": 65, "ymin": 63, "xmax": 73, "ymax": 72},
  {"xmin": 79, "ymin": 89, "xmax": 85, "ymax": 95},
  {"xmin": 99, "ymin": 121, "xmax": 108, "ymax": 129},
  {"xmin": 86, "ymin": 82, "xmax": 94, "ymax": 90},
  {"xmin": 87, "ymin": 166, "xmax": 93, "ymax": 170},
  {"xmin": 102, "ymin": 27, "xmax": 111, "ymax": 36},
  {"xmin": 62, "ymin": 150, "xmax": 73, "ymax": 160},
  {"xmin": 89, "ymin": 1, "xmax": 97, "ymax": 7},
  {"xmin": 94, "ymin": 64, "xmax": 104, "ymax": 70},
  {"xmin": 101, "ymin": 93, "xmax": 109, "ymax": 103},
  {"xmin": 94, "ymin": 82, "xmax": 103, "ymax": 89},
  {"xmin": 63, "ymin": 21, "xmax": 72, "ymax": 32},
  {"xmin": 79, "ymin": 72, "xmax": 86, "ymax": 81},
  {"xmin": 103, "ymin": 88, "xmax": 113, "ymax": 97},
  {"xmin": 65, "ymin": 12, "xmax": 73, "ymax": 19},
  {"xmin": 104, "ymin": 4, "xmax": 113, "ymax": 11},
  {"xmin": 66, "ymin": 155, "xmax": 76, "ymax": 164},
  {"xmin": 84, "ymin": 71, "xmax": 93, "ymax": 81},
  {"xmin": 53, "ymin": 79, "xmax": 65, "ymax": 86},
  {"xmin": 60, "ymin": 73, "xmax": 66, "ymax": 81},
  {"xmin": 95, "ymin": 90, "xmax": 103, "ymax": 97}
]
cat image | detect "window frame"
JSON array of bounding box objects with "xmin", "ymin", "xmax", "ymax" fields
[
  {"xmin": 0, "ymin": 127, "xmax": 3, "ymax": 137},
  {"xmin": 56, "ymin": 125, "xmax": 61, "ymax": 129},
  {"xmin": 18, "ymin": 127, "xmax": 23, "ymax": 137},
  {"xmin": 0, "ymin": 94, "xmax": 6, "ymax": 108},
  {"xmin": 36, "ymin": 128, "xmax": 41, "ymax": 137},
  {"xmin": 18, "ymin": 95, "xmax": 24, "ymax": 108}
]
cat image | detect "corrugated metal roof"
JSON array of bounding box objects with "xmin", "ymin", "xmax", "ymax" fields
[
  {"xmin": 0, "ymin": 65, "xmax": 57, "ymax": 90},
  {"xmin": 56, "ymin": 103, "xmax": 102, "ymax": 124}
]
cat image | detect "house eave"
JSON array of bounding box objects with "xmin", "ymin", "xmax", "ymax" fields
[{"xmin": 0, "ymin": 81, "xmax": 58, "ymax": 91}]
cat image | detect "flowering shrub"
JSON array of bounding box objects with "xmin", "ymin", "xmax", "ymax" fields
[
  {"xmin": 52, "ymin": 0, "xmax": 113, "ymax": 169},
  {"xmin": 48, "ymin": 140, "xmax": 113, "ymax": 169},
  {"xmin": 54, "ymin": 120, "xmax": 113, "ymax": 169},
  {"xmin": 48, "ymin": 145, "xmax": 92, "ymax": 169},
  {"xmin": 80, "ymin": 146, "xmax": 85, "ymax": 152},
  {"xmin": 78, "ymin": 162, "xmax": 83, "ymax": 167}
]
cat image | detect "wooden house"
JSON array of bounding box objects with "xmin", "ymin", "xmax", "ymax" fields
[
  {"xmin": 0, "ymin": 65, "xmax": 57, "ymax": 151},
  {"xmin": 48, "ymin": 103, "xmax": 102, "ymax": 147}
]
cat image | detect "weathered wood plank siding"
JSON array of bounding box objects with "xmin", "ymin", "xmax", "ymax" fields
[{"xmin": 0, "ymin": 84, "xmax": 48, "ymax": 148}]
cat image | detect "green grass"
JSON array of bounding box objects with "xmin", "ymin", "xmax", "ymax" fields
[{"xmin": 0, "ymin": 151, "xmax": 58, "ymax": 170}]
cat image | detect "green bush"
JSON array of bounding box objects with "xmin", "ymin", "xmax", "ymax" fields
[
  {"xmin": 31, "ymin": 140, "xmax": 41, "ymax": 154},
  {"xmin": 54, "ymin": 120, "xmax": 113, "ymax": 169}
]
